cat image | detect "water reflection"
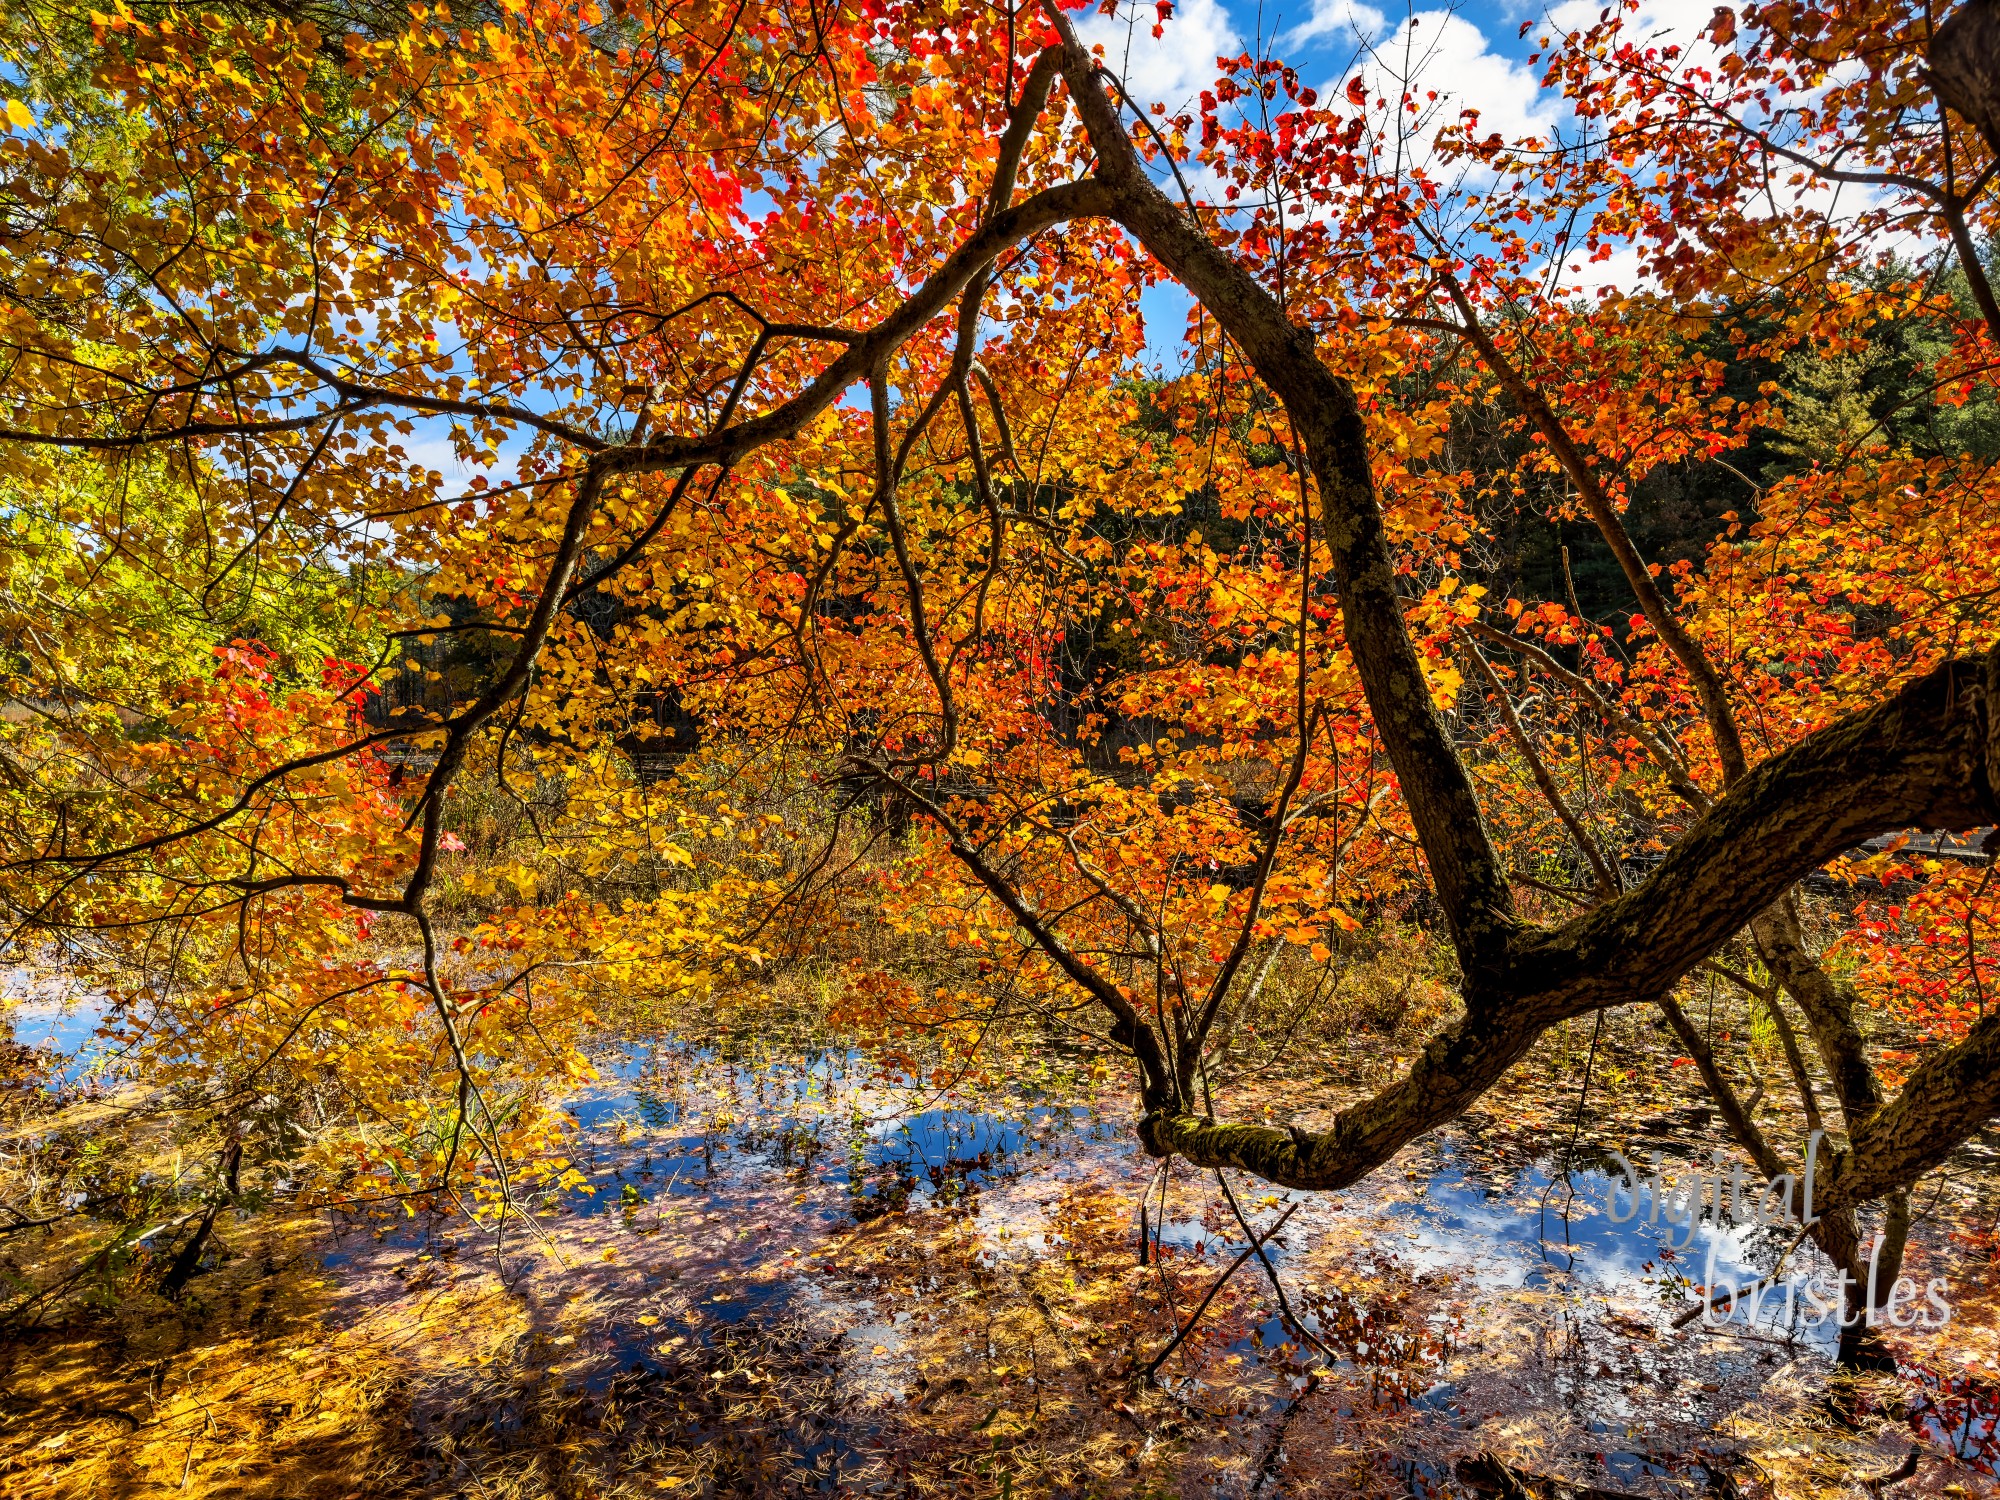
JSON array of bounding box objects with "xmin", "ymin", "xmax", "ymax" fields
[
  {"xmin": 14, "ymin": 998, "xmax": 1990, "ymax": 1490},
  {"xmin": 0, "ymin": 970, "xmax": 107, "ymax": 1085},
  {"xmin": 1386, "ymin": 1147, "xmax": 1840, "ymax": 1348}
]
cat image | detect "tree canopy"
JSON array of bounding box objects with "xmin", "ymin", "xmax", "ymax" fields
[{"xmin": 4, "ymin": 0, "xmax": 1999, "ymax": 1348}]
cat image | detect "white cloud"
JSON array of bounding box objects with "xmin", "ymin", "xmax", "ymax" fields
[
  {"xmin": 1282, "ymin": 0, "xmax": 1386, "ymax": 55},
  {"xmin": 1076, "ymin": 0, "xmax": 1242, "ymax": 116},
  {"xmin": 1353, "ymin": 8, "xmax": 1561, "ymax": 151},
  {"xmin": 1543, "ymin": 0, "xmax": 1717, "ymax": 51},
  {"xmin": 393, "ymin": 415, "xmax": 533, "ymax": 488},
  {"xmin": 1531, "ymin": 0, "xmax": 1914, "ymax": 295},
  {"xmin": 1077, "ymin": 0, "xmax": 1902, "ymax": 311}
]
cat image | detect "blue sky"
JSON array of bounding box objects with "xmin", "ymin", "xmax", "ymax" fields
[
  {"xmin": 1085, "ymin": 0, "xmax": 1568, "ymax": 373},
  {"xmin": 1079, "ymin": 0, "xmax": 1581, "ymax": 151},
  {"xmin": 1076, "ymin": 0, "xmax": 1729, "ymax": 371}
]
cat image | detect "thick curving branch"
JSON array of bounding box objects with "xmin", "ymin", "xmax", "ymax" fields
[
  {"xmin": 609, "ymin": 181, "xmax": 1116, "ymax": 480},
  {"xmin": 1931, "ymin": 0, "xmax": 2000, "ymax": 160},
  {"xmin": 1134, "ymin": 641, "xmax": 2000, "ymax": 1196}
]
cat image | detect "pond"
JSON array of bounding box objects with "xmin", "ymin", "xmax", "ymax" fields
[
  {"xmin": 7, "ymin": 982, "xmax": 1997, "ymax": 1496},
  {"xmin": 309, "ymin": 1035, "xmax": 2000, "ymax": 1495}
]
